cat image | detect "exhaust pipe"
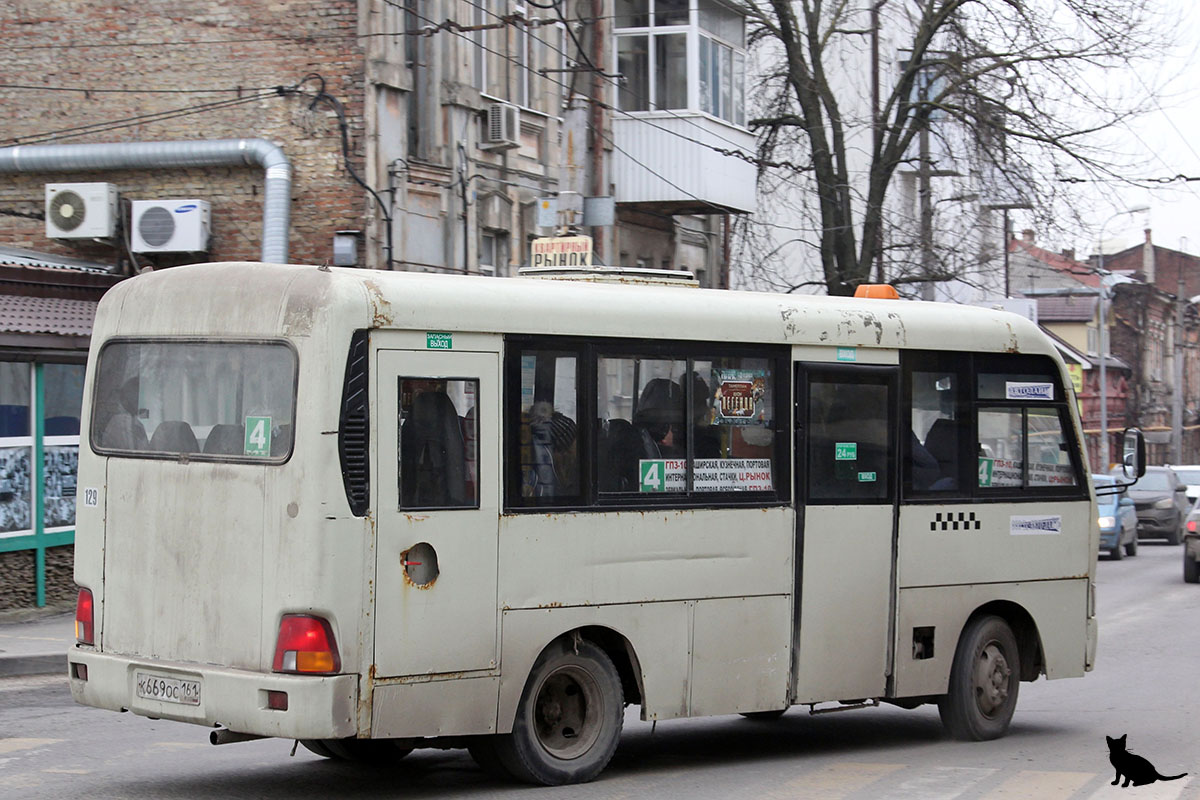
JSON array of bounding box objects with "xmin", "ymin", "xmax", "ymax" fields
[{"xmin": 210, "ymin": 728, "xmax": 266, "ymax": 746}]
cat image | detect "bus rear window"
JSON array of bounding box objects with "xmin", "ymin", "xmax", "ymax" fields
[{"xmin": 90, "ymin": 340, "xmax": 297, "ymax": 461}]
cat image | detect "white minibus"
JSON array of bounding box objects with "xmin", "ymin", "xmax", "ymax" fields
[{"xmin": 68, "ymin": 262, "xmax": 1127, "ymax": 784}]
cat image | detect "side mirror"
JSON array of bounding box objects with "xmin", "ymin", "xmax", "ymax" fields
[{"xmin": 1121, "ymin": 428, "xmax": 1146, "ymax": 480}]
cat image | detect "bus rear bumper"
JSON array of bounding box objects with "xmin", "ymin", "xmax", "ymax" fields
[{"xmin": 67, "ymin": 649, "xmax": 358, "ymax": 740}]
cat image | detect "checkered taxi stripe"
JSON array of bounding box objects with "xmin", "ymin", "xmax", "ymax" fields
[{"xmin": 931, "ymin": 511, "xmax": 981, "ymax": 531}]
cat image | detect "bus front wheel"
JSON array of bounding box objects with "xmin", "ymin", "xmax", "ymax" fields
[
  {"xmin": 938, "ymin": 615, "xmax": 1019, "ymax": 741},
  {"xmin": 494, "ymin": 637, "xmax": 624, "ymax": 785}
]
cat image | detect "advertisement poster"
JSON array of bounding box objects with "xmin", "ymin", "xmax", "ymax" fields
[{"xmin": 710, "ymin": 369, "xmax": 769, "ymax": 425}]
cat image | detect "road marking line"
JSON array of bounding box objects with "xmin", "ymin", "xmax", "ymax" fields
[
  {"xmin": 0, "ymin": 738, "xmax": 62, "ymax": 755},
  {"xmin": 42, "ymin": 768, "xmax": 90, "ymax": 774},
  {"xmin": 979, "ymin": 769, "xmax": 1092, "ymax": 798},
  {"xmin": 871, "ymin": 766, "xmax": 997, "ymax": 799},
  {"xmin": 783, "ymin": 762, "xmax": 906, "ymax": 799}
]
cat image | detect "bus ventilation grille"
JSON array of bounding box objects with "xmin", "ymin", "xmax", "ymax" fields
[{"xmin": 338, "ymin": 329, "xmax": 370, "ymax": 516}]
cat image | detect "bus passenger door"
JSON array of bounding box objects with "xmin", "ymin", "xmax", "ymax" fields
[
  {"xmin": 793, "ymin": 364, "xmax": 897, "ymax": 703},
  {"xmin": 374, "ymin": 349, "xmax": 499, "ymax": 677}
]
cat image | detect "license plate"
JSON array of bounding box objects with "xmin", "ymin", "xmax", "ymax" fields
[{"xmin": 136, "ymin": 671, "xmax": 201, "ymax": 706}]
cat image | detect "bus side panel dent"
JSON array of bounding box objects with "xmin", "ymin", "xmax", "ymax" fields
[
  {"xmin": 498, "ymin": 605, "xmax": 692, "ymax": 730},
  {"xmin": 890, "ymin": 580, "xmax": 1087, "ymax": 698}
]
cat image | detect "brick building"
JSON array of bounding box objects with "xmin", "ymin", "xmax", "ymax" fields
[
  {"xmin": 0, "ymin": 1, "xmax": 367, "ymax": 269},
  {"xmin": 1009, "ymin": 232, "xmax": 1200, "ymax": 467}
]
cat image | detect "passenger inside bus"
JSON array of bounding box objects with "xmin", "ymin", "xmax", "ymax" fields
[
  {"xmin": 634, "ymin": 377, "xmax": 685, "ymax": 459},
  {"xmin": 921, "ymin": 417, "xmax": 960, "ymax": 490},
  {"xmin": 524, "ymin": 402, "xmax": 578, "ymax": 498}
]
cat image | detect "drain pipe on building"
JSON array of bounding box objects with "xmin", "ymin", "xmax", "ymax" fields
[{"xmin": 0, "ymin": 138, "xmax": 292, "ymax": 264}]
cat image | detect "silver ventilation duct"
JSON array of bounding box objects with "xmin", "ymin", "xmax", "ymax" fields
[{"xmin": 0, "ymin": 139, "xmax": 292, "ymax": 263}]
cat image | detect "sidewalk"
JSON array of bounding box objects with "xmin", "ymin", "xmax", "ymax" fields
[{"xmin": 0, "ymin": 610, "xmax": 74, "ymax": 677}]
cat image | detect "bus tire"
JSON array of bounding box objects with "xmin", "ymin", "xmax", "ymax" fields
[
  {"xmin": 494, "ymin": 637, "xmax": 624, "ymax": 785},
  {"xmin": 318, "ymin": 737, "xmax": 414, "ymax": 763},
  {"xmin": 938, "ymin": 615, "xmax": 1019, "ymax": 741}
]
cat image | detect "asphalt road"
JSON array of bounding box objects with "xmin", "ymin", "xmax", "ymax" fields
[{"xmin": 2, "ymin": 541, "xmax": 1198, "ymax": 799}]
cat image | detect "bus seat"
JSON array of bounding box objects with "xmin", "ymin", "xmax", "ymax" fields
[
  {"xmin": 100, "ymin": 414, "xmax": 149, "ymax": 451},
  {"xmin": 203, "ymin": 424, "xmax": 245, "ymax": 455},
  {"xmin": 923, "ymin": 418, "xmax": 959, "ymax": 489},
  {"xmin": 150, "ymin": 421, "xmax": 200, "ymax": 454},
  {"xmin": 401, "ymin": 391, "xmax": 467, "ymax": 507}
]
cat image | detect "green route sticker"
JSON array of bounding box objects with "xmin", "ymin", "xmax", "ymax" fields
[
  {"xmin": 639, "ymin": 460, "xmax": 666, "ymax": 492},
  {"xmin": 426, "ymin": 332, "xmax": 453, "ymax": 350},
  {"xmin": 858, "ymin": 471, "xmax": 876, "ymax": 482},
  {"xmin": 979, "ymin": 457, "xmax": 994, "ymax": 487},
  {"xmin": 836, "ymin": 347, "xmax": 857, "ymax": 362},
  {"xmin": 835, "ymin": 442, "xmax": 857, "ymax": 461},
  {"xmin": 244, "ymin": 416, "xmax": 272, "ymax": 457}
]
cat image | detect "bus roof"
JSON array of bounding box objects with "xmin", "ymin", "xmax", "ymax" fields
[{"xmin": 96, "ymin": 262, "xmax": 1054, "ymax": 357}]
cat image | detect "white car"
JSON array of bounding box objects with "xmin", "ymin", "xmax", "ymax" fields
[{"xmin": 1169, "ymin": 465, "xmax": 1200, "ymax": 503}]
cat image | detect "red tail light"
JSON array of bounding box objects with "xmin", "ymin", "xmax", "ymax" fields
[
  {"xmin": 1188, "ymin": 519, "xmax": 1197, "ymax": 533},
  {"xmin": 75, "ymin": 588, "xmax": 94, "ymax": 645},
  {"xmin": 272, "ymin": 614, "xmax": 340, "ymax": 674}
]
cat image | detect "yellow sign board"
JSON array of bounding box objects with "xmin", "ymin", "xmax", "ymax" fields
[{"xmin": 1066, "ymin": 364, "xmax": 1084, "ymax": 395}]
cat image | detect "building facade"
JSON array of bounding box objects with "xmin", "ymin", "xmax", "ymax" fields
[
  {"xmin": 0, "ymin": 0, "xmax": 754, "ymax": 283},
  {"xmin": 1007, "ymin": 231, "xmax": 1200, "ymax": 468}
]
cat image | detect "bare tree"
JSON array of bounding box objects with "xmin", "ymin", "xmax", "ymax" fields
[{"xmin": 732, "ymin": 0, "xmax": 1166, "ymax": 296}]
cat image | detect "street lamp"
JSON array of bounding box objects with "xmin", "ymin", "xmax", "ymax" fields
[{"xmin": 1098, "ymin": 205, "xmax": 1150, "ymax": 468}]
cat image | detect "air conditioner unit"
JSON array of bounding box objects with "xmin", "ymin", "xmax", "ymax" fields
[
  {"xmin": 484, "ymin": 103, "xmax": 520, "ymax": 150},
  {"xmin": 45, "ymin": 183, "xmax": 119, "ymax": 240},
  {"xmin": 131, "ymin": 199, "xmax": 212, "ymax": 253}
]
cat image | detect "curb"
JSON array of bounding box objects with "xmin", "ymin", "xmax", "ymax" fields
[{"xmin": 0, "ymin": 653, "xmax": 65, "ymax": 678}]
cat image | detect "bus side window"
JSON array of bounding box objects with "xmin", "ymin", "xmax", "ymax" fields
[{"xmin": 906, "ymin": 363, "xmax": 966, "ymax": 496}]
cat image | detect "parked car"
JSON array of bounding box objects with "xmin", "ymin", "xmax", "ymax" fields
[
  {"xmin": 1185, "ymin": 497, "xmax": 1200, "ymax": 582},
  {"xmin": 1115, "ymin": 465, "xmax": 1189, "ymax": 545},
  {"xmin": 1169, "ymin": 464, "xmax": 1200, "ymax": 503},
  {"xmin": 1093, "ymin": 474, "xmax": 1138, "ymax": 559}
]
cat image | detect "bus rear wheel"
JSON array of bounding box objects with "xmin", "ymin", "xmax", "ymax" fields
[
  {"xmin": 938, "ymin": 615, "xmax": 1019, "ymax": 741},
  {"xmin": 494, "ymin": 637, "xmax": 624, "ymax": 785}
]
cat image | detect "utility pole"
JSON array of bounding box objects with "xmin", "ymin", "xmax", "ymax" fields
[
  {"xmin": 1098, "ymin": 206, "xmax": 1149, "ymax": 469},
  {"xmin": 1173, "ymin": 238, "xmax": 1187, "ymax": 463},
  {"xmin": 918, "ymin": 74, "xmax": 934, "ymax": 301}
]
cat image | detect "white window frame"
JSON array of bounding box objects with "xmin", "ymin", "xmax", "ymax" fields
[{"xmin": 613, "ymin": 0, "xmax": 747, "ymax": 126}]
